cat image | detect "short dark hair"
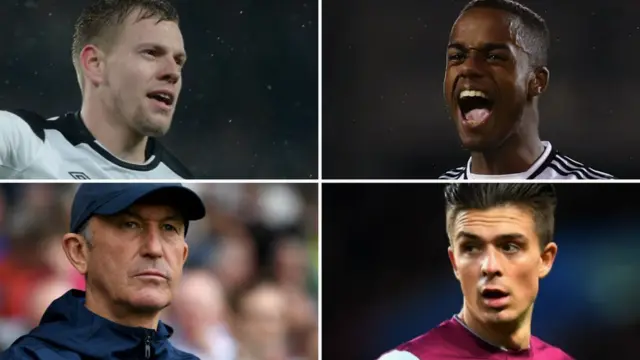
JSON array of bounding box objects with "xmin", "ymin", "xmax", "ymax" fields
[
  {"xmin": 71, "ymin": 0, "xmax": 179, "ymax": 89},
  {"xmin": 444, "ymin": 183, "xmax": 557, "ymax": 247},
  {"xmin": 460, "ymin": 0, "xmax": 550, "ymax": 67}
]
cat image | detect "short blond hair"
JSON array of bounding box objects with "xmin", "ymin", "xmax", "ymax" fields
[{"xmin": 71, "ymin": 0, "xmax": 179, "ymax": 92}]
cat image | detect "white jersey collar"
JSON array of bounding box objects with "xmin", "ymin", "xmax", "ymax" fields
[{"xmin": 466, "ymin": 141, "xmax": 552, "ymax": 180}]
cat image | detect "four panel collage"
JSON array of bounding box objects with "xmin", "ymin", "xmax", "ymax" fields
[{"xmin": 0, "ymin": 1, "xmax": 637, "ymax": 360}]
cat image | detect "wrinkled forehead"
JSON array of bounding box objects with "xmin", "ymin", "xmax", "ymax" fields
[
  {"xmin": 450, "ymin": 8, "xmax": 523, "ymax": 52},
  {"xmin": 449, "ymin": 205, "xmax": 536, "ymax": 240}
]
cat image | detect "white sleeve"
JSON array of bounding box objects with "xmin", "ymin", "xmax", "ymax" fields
[
  {"xmin": 0, "ymin": 110, "xmax": 46, "ymax": 175},
  {"xmin": 378, "ymin": 350, "xmax": 420, "ymax": 360}
]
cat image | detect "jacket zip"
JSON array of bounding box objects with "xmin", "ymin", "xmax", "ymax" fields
[{"xmin": 144, "ymin": 332, "xmax": 152, "ymax": 359}]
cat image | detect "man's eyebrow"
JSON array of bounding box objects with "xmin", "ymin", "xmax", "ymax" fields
[
  {"xmin": 455, "ymin": 231, "xmax": 481, "ymax": 242},
  {"xmin": 455, "ymin": 231, "xmax": 526, "ymax": 242},
  {"xmin": 119, "ymin": 210, "xmax": 183, "ymax": 222},
  {"xmin": 447, "ymin": 42, "xmax": 466, "ymax": 51},
  {"xmin": 138, "ymin": 42, "xmax": 187, "ymax": 63},
  {"xmin": 447, "ymin": 42, "xmax": 512, "ymax": 52}
]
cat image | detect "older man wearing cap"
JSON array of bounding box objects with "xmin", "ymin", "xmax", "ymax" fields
[{"xmin": 1, "ymin": 183, "xmax": 205, "ymax": 360}]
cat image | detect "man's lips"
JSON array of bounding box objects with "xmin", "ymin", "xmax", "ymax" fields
[
  {"xmin": 481, "ymin": 288, "xmax": 510, "ymax": 308},
  {"xmin": 135, "ymin": 270, "xmax": 168, "ymax": 279}
]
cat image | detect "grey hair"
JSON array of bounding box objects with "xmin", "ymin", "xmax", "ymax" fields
[{"xmin": 77, "ymin": 222, "xmax": 94, "ymax": 248}]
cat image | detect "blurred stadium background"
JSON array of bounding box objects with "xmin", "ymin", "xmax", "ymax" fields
[
  {"xmin": 323, "ymin": 183, "xmax": 640, "ymax": 360},
  {"xmin": 323, "ymin": 0, "xmax": 640, "ymax": 178},
  {"xmin": 0, "ymin": 0, "xmax": 318, "ymax": 179},
  {"xmin": 0, "ymin": 183, "xmax": 318, "ymax": 360}
]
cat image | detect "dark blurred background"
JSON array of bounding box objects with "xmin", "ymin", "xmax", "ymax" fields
[
  {"xmin": 0, "ymin": 0, "xmax": 318, "ymax": 179},
  {"xmin": 323, "ymin": 183, "xmax": 640, "ymax": 360},
  {"xmin": 323, "ymin": 0, "xmax": 640, "ymax": 179},
  {"xmin": 0, "ymin": 183, "xmax": 318, "ymax": 360}
]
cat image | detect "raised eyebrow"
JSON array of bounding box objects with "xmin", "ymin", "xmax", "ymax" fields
[
  {"xmin": 455, "ymin": 231, "xmax": 525, "ymax": 243},
  {"xmin": 455, "ymin": 231, "xmax": 482, "ymax": 242}
]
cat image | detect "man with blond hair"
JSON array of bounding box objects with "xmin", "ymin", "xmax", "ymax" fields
[{"xmin": 0, "ymin": 0, "xmax": 192, "ymax": 179}]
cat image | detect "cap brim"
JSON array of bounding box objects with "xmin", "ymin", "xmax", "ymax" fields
[{"xmin": 92, "ymin": 184, "xmax": 206, "ymax": 221}]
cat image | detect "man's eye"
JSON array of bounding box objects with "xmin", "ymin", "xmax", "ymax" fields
[
  {"xmin": 502, "ymin": 243, "xmax": 520, "ymax": 253},
  {"xmin": 487, "ymin": 53, "xmax": 507, "ymax": 61},
  {"xmin": 123, "ymin": 221, "xmax": 140, "ymax": 229},
  {"xmin": 462, "ymin": 244, "xmax": 480, "ymax": 253},
  {"xmin": 448, "ymin": 53, "xmax": 464, "ymax": 61},
  {"xmin": 162, "ymin": 224, "xmax": 178, "ymax": 232}
]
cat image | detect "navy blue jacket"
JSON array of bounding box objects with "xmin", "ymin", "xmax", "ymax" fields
[{"xmin": 0, "ymin": 289, "xmax": 198, "ymax": 359}]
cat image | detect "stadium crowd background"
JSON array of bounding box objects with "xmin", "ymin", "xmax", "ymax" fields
[
  {"xmin": 0, "ymin": 183, "xmax": 318, "ymax": 360},
  {"xmin": 324, "ymin": 0, "xmax": 640, "ymax": 178},
  {"xmin": 323, "ymin": 183, "xmax": 640, "ymax": 360},
  {"xmin": 0, "ymin": 0, "xmax": 318, "ymax": 179}
]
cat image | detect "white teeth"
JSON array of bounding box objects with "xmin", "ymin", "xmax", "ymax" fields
[
  {"xmin": 459, "ymin": 90, "xmax": 488, "ymax": 99},
  {"xmin": 152, "ymin": 93, "xmax": 172, "ymax": 104}
]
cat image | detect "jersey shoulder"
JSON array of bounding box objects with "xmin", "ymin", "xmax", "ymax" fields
[
  {"xmin": 1, "ymin": 334, "xmax": 78, "ymax": 360},
  {"xmin": 2, "ymin": 109, "xmax": 89, "ymax": 145},
  {"xmin": 379, "ymin": 320, "xmax": 464, "ymax": 359},
  {"xmin": 439, "ymin": 166, "xmax": 465, "ymax": 180},
  {"xmin": 549, "ymin": 151, "xmax": 615, "ymax": 179},
  {"xmin": 0, "ymin": 109, "xmax": 50, "ymax": 141},
  {"xmin": 152, "ymin": 141, "xmax": 194, "ymax": 179},
  {"xmin": 531, "ymin": 336, "xmax": 575, "ymax": 360}
]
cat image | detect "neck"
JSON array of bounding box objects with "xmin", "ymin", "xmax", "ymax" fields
[
  {"xmin": 81, "ymin": 96, "xmax": 148, "ymax": 164},
  {"xmin": 458, "ymin": 304, "xmax": 532, "ymax": 351},
  {"xmin": 469, "ymin": 109, "xmax": 544, "ymax": 175},
  {"xmin": 84, "ymin": 287, "xmax": 160, "ymax": 330}
]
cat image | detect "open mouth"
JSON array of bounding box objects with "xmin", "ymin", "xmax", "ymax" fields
[
  {"xmin": 481, "ymin": 288, "xmax": 509, "ymax": 308},
  {"xmin": 458, "ymin": 90, "xmax": 494, "ymax": 125},
  {"xmin": 482, "ymin": 289, "xmax": 508, "ymax": 299},
  {"xmin": 147, "ymin": 91, "xmax": 174, "ymax": 107}
]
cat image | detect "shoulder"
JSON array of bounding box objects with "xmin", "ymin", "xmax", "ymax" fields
[
  {"xmin": 0, "ymin": 109, "xmax": 50, "ymax": 141},
  {"xmin": 1, "ymin": 335, "xmax": 76, "ymax": 360},
  {"xmin": 549, "ymin": 151, "xmax": 615, "ymax": 179},
  {"xmin": 531, "ymin": 336, "xmax": 575, "ymax": 360},
  {"xmin": 152, "ymin": 141, "xmax": 194, "ymax": 179},
  {"xmin": 379, "ymin": 323, "xmax": 460, "ymax": 359},
  {"xmin": 439, "ymin": 166, "xmax": 465, "ymax": 180}
]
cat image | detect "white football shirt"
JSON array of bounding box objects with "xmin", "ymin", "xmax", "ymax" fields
[
  {"xmin": 439, "ymin": 141, "xmax": 614, "ymax": 180},
  {"xmin": 0, "ymin": 110, "xmax": 192, "ymax": 179}
]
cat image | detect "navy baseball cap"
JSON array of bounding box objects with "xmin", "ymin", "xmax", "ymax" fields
[{"xmin": 70, "ymin": 183, "xmax": 206, "ymax": 234}]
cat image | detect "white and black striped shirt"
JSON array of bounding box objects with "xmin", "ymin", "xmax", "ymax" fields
[
  {"xmin": 440, "ymin": 142, "xmax": 614, "ymax": 180},
  {"xmin": 0, "ymin": 109, "xmax": 193, "ymax": 179}
]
